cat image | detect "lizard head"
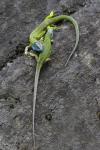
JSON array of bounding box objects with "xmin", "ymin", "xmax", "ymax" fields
[
  {"xmin": 45, "ymin": 11, "xmax": 56, "ymax": 19},
  {"xmin": 24, "ymin": 41, "xmax": 44, "ymax": 56},
  {"xmin": 31, "ymin": 41, "xmax": 43, "ymax": 52}
]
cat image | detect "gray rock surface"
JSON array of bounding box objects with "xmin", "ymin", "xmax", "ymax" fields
[{"xmin": 0, "ymin": 0, "xmax": 100, "ymax": 150}]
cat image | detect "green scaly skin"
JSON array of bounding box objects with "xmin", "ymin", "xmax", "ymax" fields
[
  {"xmin": 28, "ymin": 11, "xmax": 79, "ymax": 66},
  {"xmin": 32, "ymin": 28, "xmax": 53, "ymax": 150}
]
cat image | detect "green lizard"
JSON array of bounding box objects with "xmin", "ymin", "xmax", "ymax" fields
[
  {"xmin": 25, "ymin": 11, "xmax": 79, "ymax": 66},
  {"xmin": 24, "ymin": 11, "xmax": 79, "ymax": 149},
  {"xmin": 32, "ymin": 27, "xmax": 53, "ymax": 150}
]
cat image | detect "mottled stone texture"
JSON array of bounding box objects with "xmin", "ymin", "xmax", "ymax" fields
[{"xmin": 0, "ymin": 0, "xmax": 100, "ymax": 150}]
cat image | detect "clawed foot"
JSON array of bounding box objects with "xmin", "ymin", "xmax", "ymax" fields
[{"xmin": 24, "ymin": 45, "xmax": 38, "ymax": 61}]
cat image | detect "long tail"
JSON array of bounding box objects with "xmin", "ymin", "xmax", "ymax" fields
[
  {"xmin": 33, "ymin": 63, "xmax": 41, "ymax": 150},
  {"xmin": 64, "ymin": 16, "xmax": 79, "ymax": 66},
  {"xmin": 48, "ymin": 15, "xmax": 79, "ymax": 66}
]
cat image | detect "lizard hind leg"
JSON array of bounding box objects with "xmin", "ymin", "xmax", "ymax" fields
[
  {"xmin": 45, "ymin": 58, "xmax": 51, "ymax": 62},
  {"xmin": 29, "ymin": 52, "xmax": 38, "ymax": 61},
  {"xmin": 24, "ymin": 45, "xmax": 38, "ymax": 61},
  {"xmin": 24, "ymin": 45, "xmax": 31, "ymax": 55}
]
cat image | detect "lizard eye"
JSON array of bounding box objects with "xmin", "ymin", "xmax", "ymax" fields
[{"xmin": 32, "ymin": 41, "xmax": 43, "ymax": 52}]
